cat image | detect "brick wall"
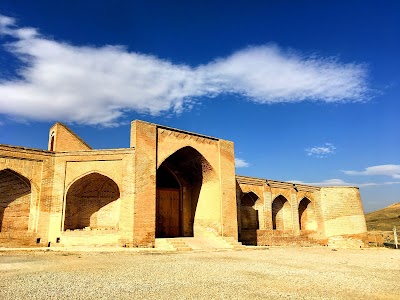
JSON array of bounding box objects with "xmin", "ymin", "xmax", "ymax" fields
[
  {"xmin": 319, "ymin": 187, "xmax": 367, "ymax": 237},
  {"xmin": 49, "ymin": 123, "xmax": 92, "ymax": 152},
  {"xmin": 0, "ymin": 169, "xmax": 31, "ymax": 232},
  {"xmin": 0, "ymin": 146, "xmax": 54, "ymax": 245}
]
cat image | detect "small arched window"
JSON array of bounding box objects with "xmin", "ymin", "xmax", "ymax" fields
[{"xmin": 50, "ymin": 132, "xmax": 55, "ymax": 151}]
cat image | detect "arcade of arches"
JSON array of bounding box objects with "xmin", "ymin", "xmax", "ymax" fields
[{"xmin": 239, "ymin": 192, "xmax": 318, "ymax": 245}]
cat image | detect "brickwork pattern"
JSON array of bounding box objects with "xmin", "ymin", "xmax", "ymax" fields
[
  {"xmin": 0, "ymin": 169, "xmax": 31, "ymax": 232},
  {"xmin": 0, "ymin": 121, "xmax": 368, "ymax": 248},
  {"xmin": 320, "ymin": 187, "xmax": 367, "ymax": 237},
  {"xmin": 64, "ymin": 173, "xmax": 120, "ymax": 230},
  {"xmin": 49, "ymin": 123, "xmax": 91, "ymax": 152}
]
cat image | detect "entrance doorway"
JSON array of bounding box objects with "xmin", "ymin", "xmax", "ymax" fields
[
  {"xmin": 155, "ymin": 146, "xmax": 219, "ymax": 238},
  {"xmin": 156, "ymin": 166, "xmax": 181, "ymax": 238}
]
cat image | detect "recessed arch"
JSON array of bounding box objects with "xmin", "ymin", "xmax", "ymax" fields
[
  {"xmin": 64, "ymin": 172, "xmax": 120, "ymax": 231},
  {"xmin": 156, "ymin": 146, "xmax": 220, "ymax": 238},
  {"xmin": 298, "ymin": 197, "xmax": 317, "ymax": 231},
  {"xmin": 0, "ymin": 169, "xmax": 31, "ymax": 232},
  {"xmin": 272, "ymin": 195, "xmax": 293, "ymax": 230},
  {"xmin": 239, "ymin": 191, "xmax": 262, "ymax": 245},
  {"xmin": 240, "ymin": 192, "xmax": 260, "ymax": 230}
]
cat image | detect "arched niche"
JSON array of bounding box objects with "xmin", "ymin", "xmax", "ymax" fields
[
  {"xmin": 272, "ymin": 195, "xmax": 293, "ymax": 230},
  {"xmin": 0, "ymin": 169, "xmax": 31, "ymax": 232},
  {"xmin": 298, "ymin": 197, "xmax": 317, "ymax": 231},
  {"xmin": 240, "ymin": 192, "xmax": 261, "ymax": 230},
  {"xmin": 64, "ymin": 172, "xmax": 120, "ymax": 231},
  {"xmin": 239, "ymin": 191, "xmax": 262, "ymax": 245}
]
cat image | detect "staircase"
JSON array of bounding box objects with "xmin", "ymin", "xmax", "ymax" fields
[
  {"xmin": 155, "ymin": 238, "xmax": 192, "ymax": 251},
  {"xmin": 155, "ymin": 236, "xmax": 246, "ymax": 251}
]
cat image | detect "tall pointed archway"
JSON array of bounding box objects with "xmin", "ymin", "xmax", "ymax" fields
[{"xmin": 156, "ymin": 146, "xmax": 219, "ymax": 238}]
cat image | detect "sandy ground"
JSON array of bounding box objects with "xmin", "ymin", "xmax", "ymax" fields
[{"xmin": 0, "ymin": 247, "xmax": 399, "ymax": 299}]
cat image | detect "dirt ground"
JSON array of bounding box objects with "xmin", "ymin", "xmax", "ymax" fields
[{"xmin": 0, "ymin": 247, "xmax": 399, "ymax": 299}]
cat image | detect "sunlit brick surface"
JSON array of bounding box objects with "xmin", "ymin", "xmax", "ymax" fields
[{"xmin": 0, "ymin": 121, "xmax": 367, "ymax": 248}]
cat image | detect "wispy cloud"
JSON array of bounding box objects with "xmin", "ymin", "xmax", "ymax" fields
[
  {"xmin": 235, "ymin": 158, "xmax": 250, "ymax": 168},
  {"xmin": 0, "ymin": 15, "xmax": 370, "ymax": 126},
  {"xmin": 343, "ymin": 164, "xmax": 400, "ymax": 179},
  {"xmin": 291, "ymin": 178, "xmax": 400, "ymax": 187},
  {"xmin": 305, "ymin": 143, "xmax": 336, "ymax": 158}
]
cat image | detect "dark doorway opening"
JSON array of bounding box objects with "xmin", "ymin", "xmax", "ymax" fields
[{"xmin": 156, "ymin": 166, "xmax": 181, "ymax": 238}]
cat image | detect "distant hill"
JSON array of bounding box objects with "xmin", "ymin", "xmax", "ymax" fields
[{"xmin": 365, "ymin": 202, "xmax": 400, "ymax": 231}]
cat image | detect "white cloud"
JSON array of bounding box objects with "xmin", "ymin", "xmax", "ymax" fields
[
  {"xmin": 343, "ymin": 164, "xmax": 400, "ymax": 179},
  {"xmin": 305, "ymin": 143, "xmax": 336, "ymax": 158},
  {"xmin": 291, "ymin": 178, "xmax": 400, "ymax": 187},
  {"xmin": 0, "ymin": 15, "xmax": 370, "ymax": 126},
  {"xmin": 235, "ymin": 158, "xmax": 250, "ymax": 168}
]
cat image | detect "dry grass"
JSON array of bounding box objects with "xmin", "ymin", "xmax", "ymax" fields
[{"xmin": 366, "ymin": 202, "xmax": 400, "ymax": 231}]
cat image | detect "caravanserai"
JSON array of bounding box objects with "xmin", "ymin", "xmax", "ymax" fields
[{"xmin": 0, "ymin": 120, "xmax": 367, "ymax": 248}]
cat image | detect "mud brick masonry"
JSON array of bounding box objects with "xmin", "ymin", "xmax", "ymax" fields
[{"xmin": 0, "ymin": 120, "xmax": 367, "ymax": 247}]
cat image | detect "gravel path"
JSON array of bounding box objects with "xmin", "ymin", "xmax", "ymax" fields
[{"xmin": 0, "ymin": 247, "xmax": 399, "ymax": 299}]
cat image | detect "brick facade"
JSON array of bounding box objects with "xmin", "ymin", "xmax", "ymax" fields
[{"xmin": 0, "ymin": 121, "xmax": 367, "ymax": 247}]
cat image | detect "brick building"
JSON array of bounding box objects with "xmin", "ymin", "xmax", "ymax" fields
[{"xmin": 0, "ymin": 120, "xmax": 367, "ymax": 248}]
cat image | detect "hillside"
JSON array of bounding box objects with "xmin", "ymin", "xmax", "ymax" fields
[{"xmin": 365, "ymin": 202, "xmax": 400, "ymax": 231}]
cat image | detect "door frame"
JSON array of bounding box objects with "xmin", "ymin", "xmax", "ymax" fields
[{"xmin": 156, "ymin": 187, "xmax": 182, "ymax": 237}]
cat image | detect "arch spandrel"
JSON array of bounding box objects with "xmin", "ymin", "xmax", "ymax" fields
[
  {"xmin": 237, "ymin": 184, "xmax": 264, "ymax": 201},
  {"xmin": 271, "ymin": 188, "xmax": 292, "ymax": 204},
  {"xmin": 297, "ymin": 191, "xmax": 315, "ymax": 204},
  {"xmin": 0, "ymin": 167, "xmax": 39, "ymax": 193},
  {"xmin": 65, "ymin": 170, "xmax": 121, "ymax": 195},
  {"xmin": 156, "ymin": 129, "xmax": 220, "ymax": 171}
]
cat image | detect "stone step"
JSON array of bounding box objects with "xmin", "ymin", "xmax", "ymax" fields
[
  {"xmin": 180, "ymin": 237, "xmax": 247, "ymax": 251},
  {"xmin": 155, "ymin": 238, "xmax": 192, "ymax": 251},
  {"xmin": 220, "ymin": 237, "xmax": 247, "ymax": 250}
]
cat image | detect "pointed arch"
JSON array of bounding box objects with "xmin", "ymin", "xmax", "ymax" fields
[
  {"xmin": 156, "ymin": 146, "xmax": 220, "ymax": 238},
  {"xmin": 272, "ymin": 195, "xmax": 293, "ymax": 230},
  {"xmin": 64, "ymin": 172, "xmax": 120, "ymax": 231},
  {"xmin": 298, "ymin": 197, "xmax": 317, "ymax": 231},
  {"xmin": 0, "ymin": 169, "xmax": 32, "ymax": 232},
  {"xmin": 240, "ymin": 192, "xmax": 261, "ymax": 230},
  {"xmin": 238, "ymin": 191, "xmax": 263, "ymax": 245}
]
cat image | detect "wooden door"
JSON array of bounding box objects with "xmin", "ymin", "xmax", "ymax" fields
[{"xmin": 156, "ymin": 188, "xmax": 180, "ymax": 237}]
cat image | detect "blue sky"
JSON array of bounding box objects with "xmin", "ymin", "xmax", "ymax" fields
[{"xmin": 0, "ymin": 1, "xmax": 399, "ymax": 212}]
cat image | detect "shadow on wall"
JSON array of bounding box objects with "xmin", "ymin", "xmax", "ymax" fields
[
  {"xmin": 239, "ymin": 192, "xmax": 260, "ymax": 245},
  {"xmin": 298, "ymin": 197, "xmax": 317, "ymax": 231},
  {"xmin": 156, "ymin": 146, "xmax": 217, "ymax": 238},
  {"xmin": 0, "ymin": 169, "xmax": 31, "ymax": 232},
  {"xmin": 272, "ymin": 195, "xmax": 293, "ymax": 230},
  {"xmin": 64, "ymin": 173, "xmax": 120, "ymax": 231}
]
